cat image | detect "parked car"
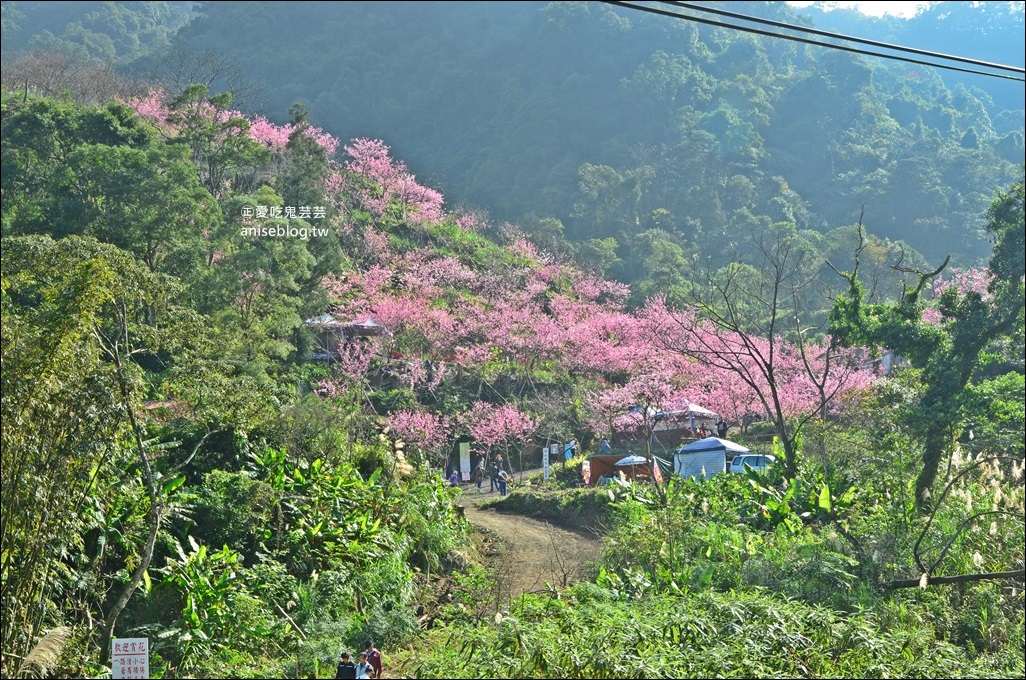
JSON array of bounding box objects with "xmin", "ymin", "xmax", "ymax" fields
[{"xmin": 729, "ymin": 453, "xmax": 775, "ymax": 474}]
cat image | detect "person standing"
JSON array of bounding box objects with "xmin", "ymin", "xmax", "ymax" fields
[
  {"xmin": 716, "ymin": 418, "xmax": 728, "ymax": 439},
  {"xmin": 497, "ymin": 468, "xmax": 510, "ymax": 496},
  {"xmin": 490, "ymin": 454, "xmax": 505, "ymax": 493},
  {"xmin": 335, "ymin": 652, "xmax": 357, "ymax": 680},
  {"xmin": 473, "ymin": 459, "xmax": 486, "ymax": 492},
  {"xmin": 355, "ymin": 652, "xmax": 375, "ymax": 679},
  {"xmin": 365, "ymin": 640, "xmax": 383, "ymax": 678}
]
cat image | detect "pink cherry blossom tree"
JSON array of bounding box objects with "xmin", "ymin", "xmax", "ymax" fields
[
  {"xmin": 641, "ymin": 228, "xmax": 877, "ymax": 479},
  {"xmin": 342, "ymin": 138, "xmax": 444, "ymax": 226},
  {"xmin": 459, "ymin": 402, "xmax": 537, "ymax": 478},
  {"xmin": 386, "ymin": 410, "xmax": 453, "ymax": 468}
]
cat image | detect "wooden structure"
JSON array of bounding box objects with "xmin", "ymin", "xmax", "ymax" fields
[
  {"xmin": 304, "ymin": 313, "xmax": 387, "ymax": 361},
  {"xmin": 611, "ymin": 403, "xmax": 719, "ymax": 447}
]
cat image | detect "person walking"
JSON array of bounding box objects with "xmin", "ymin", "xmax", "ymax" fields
[
  {"xmin": 355, "ymin": 652, "xmax": 375, "ymax": 679},
  {"xmin": 364, "ymin": 640, "xmax": 383, "ymax": 678},
  {"xmin": 473, "ymin": 459, "xmax": 486, "ymax": 492},
  {"xmin": 335, "ymin": 652, "xmax": 357, "ymax": 680},
  {"xmin": 489, "ymin": 456, "xmax": 502, "ymax": 493}
]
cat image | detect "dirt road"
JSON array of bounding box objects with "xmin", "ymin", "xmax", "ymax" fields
[{"xmin": 461, "ymin": 493, "xmax": 602, "ymax": 599}]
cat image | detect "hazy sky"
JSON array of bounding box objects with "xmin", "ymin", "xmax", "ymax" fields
[{"xmin": 786, "ymin": 1, "xmax": 934, "ymax": 18}]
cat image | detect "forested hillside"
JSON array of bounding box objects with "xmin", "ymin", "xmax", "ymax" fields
[
  {"xmin": 2, "ymin": 79, "xmax": 1023, "ymax": 680},
  {"xmin": 3, "ymin": 1, "xmax": 1023, "ymax": 284},
  {"xmin": 1, "ymin": 3, "xmax": 1023, "ymax": 679},
  {"xmin": 0, "ymin": 1, "xmax": 191, "ymax": 62},
  {"xmin": 801, "ymin": 1, "xmax": 1025, "ymax": 111},
  {"xmin": 158, "ymin": 1, "xmax": 1024, "ymax": 274}
]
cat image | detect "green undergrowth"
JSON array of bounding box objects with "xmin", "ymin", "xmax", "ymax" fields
[
  {"xmin": 401, "ymin": 583, "xmax": 1024, "ymax": 679},
  {"xmin": 400, "ymin": 451, "xmax": 1025, "ymax": 679}
]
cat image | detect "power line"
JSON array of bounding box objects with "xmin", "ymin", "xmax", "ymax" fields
[
  {"xmin": 607, "ymin": 0, "xmax": 1025, "ymax": 81},
  {"xmin": 664, "ymin": 1, "xmax": 1024, "ymax": 75},
  {"xmin": 598, "ymin": 1, "xmax": 1026, "ymax": 83}
]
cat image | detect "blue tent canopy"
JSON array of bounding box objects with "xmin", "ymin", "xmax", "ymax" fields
[
  {"xmin": 677, "ymin": 437, "xmax": 749, "ymax": 455},
  {"xmin": 614, "ymin": 455, "xmax": 649, "ymax": 466}
]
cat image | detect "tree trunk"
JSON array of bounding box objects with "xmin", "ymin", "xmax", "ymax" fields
[
  {"xmin": 100, "ymin": 501, "xmax": 161, "ymax": 663},
  {"xmin": 97, "ymin": 317, "xmax": 162, "ymax": 664},
  {"xmin": 915, "ymin": 428, "xmax": 948, "ymax": 512},
  {"xmin": 774, "ymin": 416, "xmax": 798, "ymax": 480}
]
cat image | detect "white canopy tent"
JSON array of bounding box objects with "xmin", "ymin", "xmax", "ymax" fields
[{"xmin": 651, "ymin": 402, "xmax": 719, "ymax": 432}]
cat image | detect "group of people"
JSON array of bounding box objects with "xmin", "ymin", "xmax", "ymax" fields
[
  {"xmin": 697, "ymin": 419, "xmax": 730, "ymax": 439},
  {"xmin": 335, "ymin": 641, "xmax": 383, "ymax": 679},
  {"xmin": 468, "ymin": 454, "xmax": 511, "ymax": 495}
]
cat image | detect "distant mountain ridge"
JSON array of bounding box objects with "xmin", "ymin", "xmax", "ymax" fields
[{"xmin": 3, "ymin": 1, "xmax": 1023, "ymax": 280}]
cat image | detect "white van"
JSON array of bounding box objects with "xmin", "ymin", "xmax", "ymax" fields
[{"xmin": 729, "ymin": 454, "xmax": 775, "ymax": 474}]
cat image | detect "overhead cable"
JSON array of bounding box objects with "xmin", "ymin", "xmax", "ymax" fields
[
  {"xmin": 664, "ymin": 1, "xmax": 1024, "ymax": 75},
  {"xmin": 598, "ymin": 1, "xmax": 1026, "ymax": 83}
]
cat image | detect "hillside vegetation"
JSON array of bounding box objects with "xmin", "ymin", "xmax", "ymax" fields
[
  {"xmin": 1, "ymin": 3, "xmax": 1023, "ymax": 677},
  {"xmin": 4, "ymin": 1, "xmax": 1024, "ymax": 279}
]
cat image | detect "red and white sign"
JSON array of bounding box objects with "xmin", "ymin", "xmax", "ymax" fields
[{"xmin": 112, "ymin": 637, "xmax": 149, "ymax": 679}]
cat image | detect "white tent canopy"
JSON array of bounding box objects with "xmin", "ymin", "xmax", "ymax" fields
[{"xmin": 677, "ymin": 437, "xmax": 749, "ymax": 455}]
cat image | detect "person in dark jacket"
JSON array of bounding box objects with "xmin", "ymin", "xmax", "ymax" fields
[
  {"xmin": 335, "ymin": 652, "xmax": 357, "ymax": 680},
  {"xmin": 489, "ymin": 455, "xmax": 504, "ymax": 492}
]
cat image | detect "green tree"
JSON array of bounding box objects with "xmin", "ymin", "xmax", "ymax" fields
[
  {"xmin": 1, "ymin": 96, "xmax": 219, "ymax": 275},
  {"xmin": 829, "ymin": 176, "xmax": 1025, "ymax": 509},
  {"xmin": 0, "ymin": 234, "xmax": 188, "ymax": 667},
  {"xmin": 165, "ymin": 83, "xmax": 270, "ymax": 199},
  {"xmin": 631, "ymin": 228, "xmax": 690, "ymax": 302}
]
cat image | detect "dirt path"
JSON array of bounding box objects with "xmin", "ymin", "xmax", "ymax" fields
[{"xmin": 461, "ymin": 492, "xmax": 602, "ymax": 599}]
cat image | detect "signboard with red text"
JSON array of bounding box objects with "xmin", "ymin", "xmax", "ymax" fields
[{"xmin": 112, "ymin": 637, "xmax": 149, "ymax": 679}]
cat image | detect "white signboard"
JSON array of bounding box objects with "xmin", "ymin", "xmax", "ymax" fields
[
  {"xmin": 545, "ymin": 443, "xmax": 558, "ymax": 480},
  {"xmin": 459, "ymin": 442, "xmax": 471, "ymax": 481},
  {"xmin": 112, "ymin": 637, "xmax": 149, "ymax": 679}
]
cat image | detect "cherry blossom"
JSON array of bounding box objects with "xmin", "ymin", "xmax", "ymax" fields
[{"xmin": 387, "ymin": 410, "xmax": 452, "ymax": 463}]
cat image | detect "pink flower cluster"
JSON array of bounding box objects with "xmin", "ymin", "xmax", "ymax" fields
[
  {"xmin": 931, "ymin": 268, "xmax": 992, "ymax": 300},
  {"xmin": 638, "ymin": 297, "xmax": 876, "ymax": 423},
  {"xmin": 387, "ymin": 410, "xmax": 452, "ymax": 455},
  {"xmin": 454, "ymin": 212, "xmax": 482, "ymax": 232},
  {"xmin": 922, "ymin": 267, "xmax": 994, "ymax": 326},
  {"xmin": 343, "ymin": 138, "xmax": 444, "ymax": 225},
  {"xmin": 125, "ymin": 90, "xmax": 169, "ymax": 124},
  {"xmin": 460, "ymin": 402, "xmax": 537, "ymax": 449},
  {"xmin": 126, "ymin": 90, "xmax": 341, "ymax": 156}
]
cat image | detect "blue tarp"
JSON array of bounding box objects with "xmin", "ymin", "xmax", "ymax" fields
[{"xmin": 677, "ymin": 437, "xmax": 749, "ymax": 455}]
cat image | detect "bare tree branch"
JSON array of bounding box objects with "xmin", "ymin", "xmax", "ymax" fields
[
  {"xmin": 913, "ymin": 455, "xmax": 1024, "ymax": 575},
  {"xmin": 883, "ymin": 569, "xmax": 1024, "ymax": 590}
]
